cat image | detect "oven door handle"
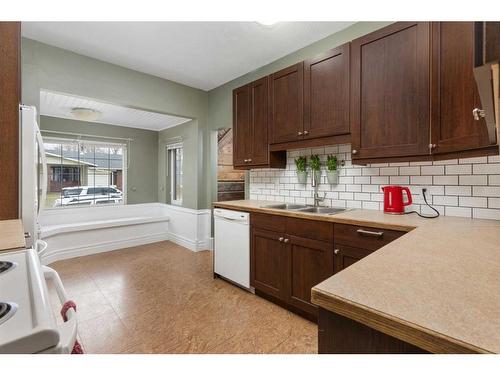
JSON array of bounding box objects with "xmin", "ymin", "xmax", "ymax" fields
[{"xmin": 43, "ymin": 266, "xmax": 78, "ymax": 354}]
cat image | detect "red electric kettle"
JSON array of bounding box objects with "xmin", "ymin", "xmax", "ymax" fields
[{"xmin": 381, "ymin": 185, "xmax": 412, "ymax": 214}]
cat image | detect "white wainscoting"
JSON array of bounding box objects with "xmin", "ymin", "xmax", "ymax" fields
[
  {"xmin": 39, "ymin": 203, "xmax": 212, "ymax": 265},
  {"xmin": 163, "ymin": 204, "xmax": 213, "ymax": 252}
]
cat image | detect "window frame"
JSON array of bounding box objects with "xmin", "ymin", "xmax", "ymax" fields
[
  {"xmin": 167, "ymin": 143, "xmax": 183, "ymax": 206},
  {"xmin": 42, "ymin": 136, "xmax": 128, "ymax": 209}
]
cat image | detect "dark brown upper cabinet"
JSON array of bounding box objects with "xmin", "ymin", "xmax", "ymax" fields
[
  {"xmin": 431, "ymin": 22, "xmax": 493, "ymax": 154},
  {"xmin": 233, "ymin": 77, "xmax": 285, "ymax": 169},
  {"xmin": 304, "ymin": 43, "xmax": 350, "ymax": 140},
  {"xmin": 350, "ymin": 22, "xmax": 431, "ymax": 161},
  {"xmin": 269, "ymin": 62, "xmax": 304, "ymax": 144}
]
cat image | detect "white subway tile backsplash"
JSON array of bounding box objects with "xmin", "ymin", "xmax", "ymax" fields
[
  {"xmin": 445, "ymin": 164, "xmax": 472, "ymax": 175},
  {"xmin": 433, "ymin": 175, "xmax": 458, "ymax": 185},
  {"xmin": 400, "ymin": 166, "xmax": 420, "ymax": 175},
  {"xmin": 473, "ymin": 164, "xmax": 500, "ymax": 175},
  {"xmin": 473, "ymin": 208, "xmax": 500, "ymax": 220},
  {"xmin": 473, "ymin": 186, "xmax": 500, "ymax": 197},
  {"xmin": 421, "ymin": 166, "xmax": 444, "ymax": 175},
  {"xmin": 459, "ymin": 175, "xmax": 488, "ymax": 186},
  {"xmin": 249, "ymin": 145, "xmax": 500, "ymax": 220},
  {"xmin": 458, "ymin": 196, "xmax": 488, "ymax": 208},
  {"xmin": 380, "ymin": 167, "xmax": 399, "ymax": 176}
]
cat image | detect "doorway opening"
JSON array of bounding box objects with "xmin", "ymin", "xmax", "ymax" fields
[{"xmin": 217, "ymin": 128, "xmax": 245, "ymax": 201}]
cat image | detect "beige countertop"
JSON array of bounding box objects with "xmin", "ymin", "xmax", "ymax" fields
[
  {"xmin": 213, "ymin": 200, "xmax": 500, "ymax": 354},
  {"xmin": 0, "ymin": 219, "xmax": 26, "ymax": 252}
]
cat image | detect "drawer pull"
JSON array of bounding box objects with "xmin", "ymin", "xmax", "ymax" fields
[
  {"xmin": 278, "ymin": 237, "xmax": 284, "ymax": 242},
  {"xmin": 356, "ymin": 229, "xmax": 384, "ymax": 237},
  {"xmin": 334, "ymin": 249, "xmax": 340, "ymax": 255},
  {"xmin": 283, "ymin": 238, "xmax": 290, "ymax": 243}
]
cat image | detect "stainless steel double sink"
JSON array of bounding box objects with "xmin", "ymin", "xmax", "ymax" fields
[{"xmin": 260, "ymin": 203, "xmax": 348, "ymax": 215}]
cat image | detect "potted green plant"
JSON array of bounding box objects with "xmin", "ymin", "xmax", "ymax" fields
[
  {"xmin": 295, "ymin": 156, "xmax": 308, "ymax": 184},
  {"xmin": 310, "ymin": 154, "xmax": 322, "ymax": 185},
  {"xmin": 326, "ymin": 155, "xmax": 339, "ymax": 184}
]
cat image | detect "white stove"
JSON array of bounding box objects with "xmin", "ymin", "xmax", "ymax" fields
[{"xmin": 0, "ymin": 248, "xmax": 77, "ymax": 354}]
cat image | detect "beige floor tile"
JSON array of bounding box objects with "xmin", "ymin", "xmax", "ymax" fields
[{"xmin": 53, "ymin": 240, "xmax": 317, "ymax": 354}]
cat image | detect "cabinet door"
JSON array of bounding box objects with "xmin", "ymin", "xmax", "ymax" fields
[
  {"xmin": 333, "ymin": 244, "xmax": 374, "ymax": 274},
  {"xmin": 251, "ymin": 228, "xmax": 287, "ymax": 299},
  {"xmin": 0, "ymin": 22, "xmax": 21, "ymax": 220},
  {"xmin": 431, "ymin": 22, "xmax": 492, "ymax": 154},
  {"xmin": 270, "ymin": 62, "xmax": 304, "ymax": 144},
  {"xmin": 351, "ymin": 22, "xmax": 431, "ymax": 160},
  {"xmin": 249, "ymin": 77, "xmax": 269, "ymax": 165},
  {"xmin": 304, "ymin": 44, "xmax": 350, "ymax": 139},
  {"xmin": 232, "ymin": 84, "xmax": 252, "ymax": 167},
  {"xmin": 287, "ymin": 235, "xmax": 334, "ymax": 317}
]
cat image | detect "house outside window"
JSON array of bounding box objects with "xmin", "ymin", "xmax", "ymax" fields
[
  {"xmin": 43, "ymin": 138, "xmax": 127, "ymax": 208},
  {"xmin": 167, "ymin": 141, "xmax": 183, "ymax": 206}
]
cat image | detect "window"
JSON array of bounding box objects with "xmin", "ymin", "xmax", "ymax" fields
[
  {"xmin": 43, "ymin": 138, "xmax": 126, "ymax": 208},
  {"xmin": 167, "ymin": 143, "xmax": 183, "ymax": 206}
]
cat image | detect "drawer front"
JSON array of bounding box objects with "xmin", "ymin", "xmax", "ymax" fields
[
  {"xmin": 251, "ymin": 212, "xmax": 286, "ymax": 233},
  {"xmin": 334, "ymin": 223, "xmax": 405, "ymax": 251},
  {"xmin": 286, "ymin": 217, "xmax": 334, "ymax": 243}
]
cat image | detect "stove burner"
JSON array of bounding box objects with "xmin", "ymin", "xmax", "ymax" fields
[
  {"xmin": 0, "ymin": 261, "xmax": 16, "ymax": 274},
  {"xmin": 0, "ymin": 302, "xmax": 17, "ymax": 325}
]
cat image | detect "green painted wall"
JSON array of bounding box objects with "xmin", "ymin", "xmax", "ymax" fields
[
  {"xmin": 205, "ymin": 22, "xmax": 393, "ymax": 205},
  {"xmin": 40, "ymin": 115, "xmax": 159, "ymax": 204},
  {"xmin": 22, "ymin": 37, "xmax": 208, "ymax": 209},
  {"xmin": 158, "ymin": 120, "xmax": 200, "ymax": 209},
  {"xmin": 23, "ymin": 23, "xmax": 394, "ymax": 210}
]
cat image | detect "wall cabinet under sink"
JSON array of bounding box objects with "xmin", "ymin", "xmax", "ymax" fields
[{"xmin": 249, "ymin": 212, "xmax": 405, "ymax": 321}]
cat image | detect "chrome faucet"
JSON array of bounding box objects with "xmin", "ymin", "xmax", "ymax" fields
[{"xmin": 313, "ymin": 191, "xmax": 326, "ymax": 207}]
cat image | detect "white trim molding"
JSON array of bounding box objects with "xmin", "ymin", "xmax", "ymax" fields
[
  {"xmin": 162, "ymin": 204, "xmax": 213, "ymax": 252},
  {"xmin": 39, "ymin": 203, "xmax": 212, "ymax": 265}
]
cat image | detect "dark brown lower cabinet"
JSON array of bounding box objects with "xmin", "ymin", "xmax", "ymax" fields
[
  {"xmin": 318, "ymin": 308, "xmax": 428, "ymax": 354},
  {"xmin": 250, "ymin": 215, "xmax": 334, "ymax": 321},
  {"xmin": 333, "ymin": 244, "xmax": 373, "ymax": 274},
  {"xmin": 251, "ymin": 228, "xmax": 287, "ymax": 300},
  {"xmin": 250, "ymin": 214, "xmax": 407, "ymax": 322},
  {"xmin": 288, "ymin": 235, "xmax": 334, "ymax": 317}
]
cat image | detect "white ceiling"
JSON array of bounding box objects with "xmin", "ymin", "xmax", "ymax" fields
[
  {"xmin": 22, "ymin": 22, "xmax": 355, "ymax": 91},
  {"xmin": 40, "ymin": 90, "xmax": 191, "ymax": 131}
]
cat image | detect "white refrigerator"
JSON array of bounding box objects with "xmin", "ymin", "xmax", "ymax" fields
[{"xmin": 20, "ymin": 105, "xmax": 48, "ymax": 248}]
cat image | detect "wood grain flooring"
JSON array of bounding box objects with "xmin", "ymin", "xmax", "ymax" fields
[{"xmin": 48, "ymin": 241, "xmax": 317, "ymax": 354}]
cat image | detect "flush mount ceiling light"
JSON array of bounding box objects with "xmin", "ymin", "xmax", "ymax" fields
[
  {"xmin": 70, "ymin": 107, "xmax": 101, "ymax": 122},
  {"xmin": 256, "ymin": 20, "xmax": 279, "ymax": 27}
]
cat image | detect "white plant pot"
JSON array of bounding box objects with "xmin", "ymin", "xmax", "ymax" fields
[
  {"xmin": 326, "ymin": 170, "xmax": 339, "ymax": 184},
  {"xmin": 313, "ymin": 170, "xmax": 322, "ymax": 185},
  {"xmin": 296, "ymin": 171, "xmax": 308, "ymax": 184}
]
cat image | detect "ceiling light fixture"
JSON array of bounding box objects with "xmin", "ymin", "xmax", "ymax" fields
[
  {"xmin": 70, "ymin": 107, "xmax": 101, "ymax": 122},
  {"xmin": 256, "ymin": 20, "xmax": 279, "ymax": 27}
]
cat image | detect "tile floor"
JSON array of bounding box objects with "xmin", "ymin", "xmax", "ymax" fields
[{"xmin": 48, "ymin": 241, "xmax": 317, "ymax": 354}]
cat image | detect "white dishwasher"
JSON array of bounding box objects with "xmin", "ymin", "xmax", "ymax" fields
[{"xmin": 213, "ymin": 208, "xmax": 250, "ymax": 290}]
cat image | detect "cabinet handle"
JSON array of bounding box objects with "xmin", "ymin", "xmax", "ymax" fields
[
  {"xmin": 334, "ymin": 249, "xmax": 340, "ymax": 255},
  {"xmin": 283, "ymin": 238, "xmax": 290, "ymax": 243},
  {"xmin": 352, "ymin": 149, "xmax": 358, "ymax": 154},
  {"xmin": 278, "ymin": 237, "xmax": 284, "ymax": 242},
  {"xmin": 303, "ymin": 130, "xmax": 309, "ymax": 136},
  {"xmin": 248, "ymin": 158, "xmax": 252, "ymax": 162},
  {"xmin": 356, "ymin": 229, "xmax": 384, "ymax": 237},
  {"xmin": 472, "ymin": 108, "xmax": 485, "ymax": 121},
  {"xmin": 297, "ymin": 131, "xmax": 303, "ymax": 136},
  {"xmin": 428, "ymin": 144, "xmax": 437, "ymax": 151}
]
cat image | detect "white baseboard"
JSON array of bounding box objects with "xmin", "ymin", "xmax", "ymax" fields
[
  {"xmin": 168, "ymin": 232, "xmax": 213, "ymax": 252},
  {"xmin": 42, "ymin": 232, "xmax": 169, "ymax": 265}
]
